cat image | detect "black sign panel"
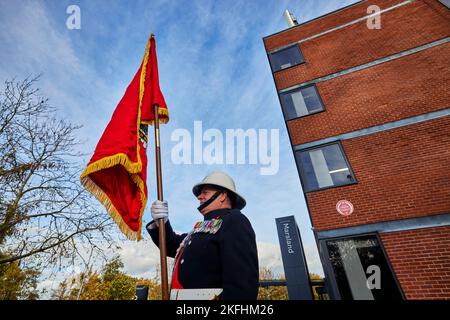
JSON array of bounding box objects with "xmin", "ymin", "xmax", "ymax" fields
[{"xmin": 276, "ymin": 215, "xmax": 313, "ymax": 300}]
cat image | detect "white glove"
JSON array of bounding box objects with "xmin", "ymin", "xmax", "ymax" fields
[{"xmin": 151, "ymin": 200, "xmax": 168, "ymax": 226}]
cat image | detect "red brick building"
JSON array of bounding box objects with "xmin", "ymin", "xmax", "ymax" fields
[{"xmin": 264, "ymin": 0, "xmax": 450, "ymax": 300}]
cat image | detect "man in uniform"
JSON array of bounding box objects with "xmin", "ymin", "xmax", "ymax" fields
[{"xmin": 146, "ymin": 171, "xmax": 259, "ymax": 300}]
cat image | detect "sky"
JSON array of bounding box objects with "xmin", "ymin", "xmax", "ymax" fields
[{"xmin": 0, "ymin": 0, "xmax": 359, "ymax": 295}]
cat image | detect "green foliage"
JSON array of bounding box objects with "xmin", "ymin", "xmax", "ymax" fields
[
  {"xmin": 136, "ymin": 275, "xmax": 161, "ymax": 300},
  {"xmin": 53, "ymin": 260, "xmax": 326, "ymax": 300},
  {"xmin": 257, "ymin": 267, "xmax": 326, "ymax": 300},
  {"xmin": 102, "ymin": 256, "xmax": 124, "ymax": 283},
  {"xmin": 52, "ymin": 256, "xmax": 160, "ymax": 300},
  {"xmin": 107, "ymin": 273, "xmax": 136, "ymax": 300},
  {"xmin": 0, "ymin": 254, "xmax": 40, "ymax": 300},
  {"xmin": 257, "ymin": 267, "xmax": 289, "ymax": 300}
]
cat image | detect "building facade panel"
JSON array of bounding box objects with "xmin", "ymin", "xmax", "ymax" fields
[
  {"xmin": 288, "ymin": 42, "xmax": 450, "ymax": 145},
  {"xmin": 264, "ymin": 0, "xmax": 450, "ymax": 300},
  {"xmin": 305, "ymin": 116, "xmax": 450, "ymax": 231},
  {"xmin": 264, "ymin": 0, "xmax": 405, "ymax": 52},
  {"xmin": 274, "ymin": 0, "xmax": 450, "ymax": 90},
  {"xmin": 380, "ymin": 226, "xmax": 450, "ymax": 299}
]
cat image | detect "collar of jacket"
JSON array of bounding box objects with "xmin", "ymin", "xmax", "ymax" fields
[{"xmin": 203, "ymin": 208, "xmax": 232, "ymax": 221}]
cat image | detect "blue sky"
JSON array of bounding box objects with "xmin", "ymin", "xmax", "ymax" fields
[{"xmin": 0, "ymin": 0, "xmax": 359, "ymax": 287}]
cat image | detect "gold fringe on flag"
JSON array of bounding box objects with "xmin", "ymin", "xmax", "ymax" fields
[{"xmin": 80, "ymin": 35, "xmax": 160, "ymax": 241}]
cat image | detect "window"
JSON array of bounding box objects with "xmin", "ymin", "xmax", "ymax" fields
[
  {"xmin": 295, "ymin": 143, "xmax": 355, "ymax": 192},
  {"xmin": 269, "ymin": 44, "xmax": 304, "ymax": 72},
  {"xmin": 280, "ymin": 85, "xmax": 324, "ymax": 119},
  {"xmin": 325, "ymin": 235, "xmax": 403, "ymax": 300}
]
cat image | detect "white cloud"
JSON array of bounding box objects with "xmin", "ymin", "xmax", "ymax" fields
[
  {"xmin": 2, "ymin": 0, "xmax": 361, "ymax": 298},
  {"xmin": 119, "ymin": 239, "xmax": 174, "ymax": 279},
  {"xmin": 257, "ymin": 241, "xmax": 324, "ymax": 278},
  {"xmin": 0, "ymin": 2, "xmax": 80, "ymax": 74},
  {"xmin": 118, "ymin": 240, "xmax": 323, "ymax": 283},
  {"xmin": 34, "ymin": 238, "xmax": 324, "ymax": 299},
  {"xmin": 0, "ymin": 1, "xmax": 82, "ymax": 108},
  {"xmin": 257, "ymin": 242, "xmax": 284, "ymax": 275}
]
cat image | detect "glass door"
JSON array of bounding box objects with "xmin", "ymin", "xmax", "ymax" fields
[{"xmin": 325, "ymin": 234, "xmax": 404, "ymax": 300}]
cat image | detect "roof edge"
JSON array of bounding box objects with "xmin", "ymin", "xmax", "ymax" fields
[{"xmin": 263, "ymin": 0, "xmax": 366, "ymax": 41}]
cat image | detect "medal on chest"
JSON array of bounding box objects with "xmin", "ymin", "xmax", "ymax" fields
[
  {"xmin": 193, "ymin": 218, "xmax": 223, "ymax": 234},
  {"xmin": 174, "ymin": 218, "xmax": 223, "ymax": 260}
]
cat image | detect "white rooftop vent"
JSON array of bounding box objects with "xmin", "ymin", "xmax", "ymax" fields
[{"xmin": 283, "ymin": 9, "xmax": 299, "ymax": 27}]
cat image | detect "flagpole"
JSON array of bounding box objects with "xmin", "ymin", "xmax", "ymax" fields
[{"xmin": 153, "ymin": 104, "xmax": 169, "ymax": 300}]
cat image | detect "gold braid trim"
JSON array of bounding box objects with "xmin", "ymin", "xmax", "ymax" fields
[
  {"xmin": 140, "ymin": 34, "xmax": 170, "ymax": 126},
  {"xmin": 137, "ymin": 37, "xmax": 151, "ymax": 166},
  {"xmin": 130, "ymin": 174, "xmax": 147, "ymax": 240},
  {"xmin": 80, "ymin": 153, "xmax": 142, "ymax": 178},
  {"xmin": 141, "ymin": 107, "xmax": 170, "ymax": 125},
  {"xmin": 80, "ymin": 35, "xmax": 155, "ymax": 241},
  {"xmin": 80, "ymin": 176, "xmax": 143, "ymax": 240}
]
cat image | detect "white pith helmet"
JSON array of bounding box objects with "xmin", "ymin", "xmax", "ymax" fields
[{"xmin": 192, "ymin": 171, "xmax": 246, "ymax": 210}]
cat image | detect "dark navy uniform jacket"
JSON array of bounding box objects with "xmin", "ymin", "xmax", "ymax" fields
[{"xmin": 146, "ymin": 208, "xmax": 259, "ymax": 300}]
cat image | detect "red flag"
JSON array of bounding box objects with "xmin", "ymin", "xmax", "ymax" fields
[{"xmin": 80, "ymin": 34, "xmax": 169, "ymax": 240}]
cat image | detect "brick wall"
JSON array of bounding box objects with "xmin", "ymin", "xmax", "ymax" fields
[
  {"xmin": 272, "ymin": 0, "xmax": 450, "ymax": 90},
  {"xmin": 380, "ymin": 226, "xmax": 450, "ymax": 299},
  {"xmin": 264, "ymin": 0, "xmax": 406, "ymax": 51},
  {"xmin": 306, "ymin": 116, "xmax": 450, "ymax": 231},
  {"xmin": 288, "ymin": 42, "xmax": 450, "ymax": 145},
  {"xmin": 264, "ymin": 0, "xmax": 450, "ymax": 300}
]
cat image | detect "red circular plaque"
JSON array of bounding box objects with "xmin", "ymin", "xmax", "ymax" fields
[{"xmin": 336, "ymin": 200, "xmax": 354, "ymax": 216}]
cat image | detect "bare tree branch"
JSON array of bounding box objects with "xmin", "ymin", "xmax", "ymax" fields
[
  {"xmin": 0, "ymin": 224, "xmax": 109, "ymax": 264},
  {"xmin": 0, "ymin": 76, "xmax": 116, "ymax": 270}
]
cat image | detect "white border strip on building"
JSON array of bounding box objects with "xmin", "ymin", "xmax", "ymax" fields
[
  {"xmin": 280, "ymin": 37, "xmax": 450, "ymax": 93},
  {"xmin": 269, "ymin": 0, "xmax": 415, "ymax": 54},
  {"xmin": 294, "ymin": 108, "xmax": 450, "ymax": 151},
  {"xmin": 317, "ymin": 213, "xmax": 450, "ymax": 240}
]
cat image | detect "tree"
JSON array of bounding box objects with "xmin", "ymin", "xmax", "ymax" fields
[
  {"xmin": 0, "ymin": 253, "xmax": 40, "ymax": 299},
  {"xmin": 0, "ymin": 76, "xmax": 116, "ymax": 269},
  {"xmin": 257, "ymin": 267, "xmax": 289, "ymax": 300},
  {"xmin": 101, "ymin": 256, "xmax": 135, "ymax": 300},
  {"xmin": 136, "ymin": 275, "xmax": 161, "ymax": 300},
  {"xmin": 52, "ymin": 271, "xmax": 108, "ymax": 300},
  {"xmin": 257, "ymin": 268, "xmax": 326, "ymax": 300},
  {"xmin": 52, "ymin": 256, "xmax": 161, "ymax": 300},
  {"xmin": 310, "ymin": 273, "xmax": 322, "ymax": 280}
]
